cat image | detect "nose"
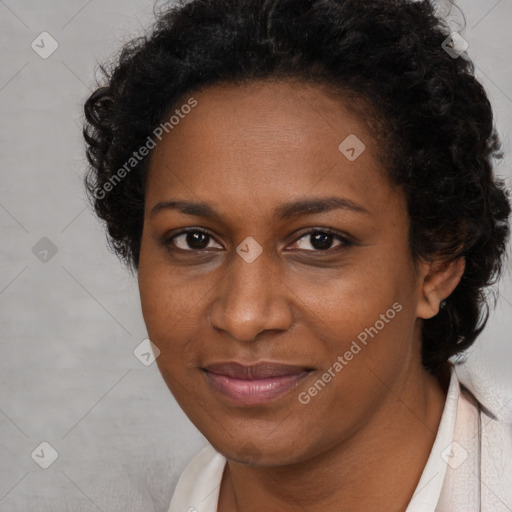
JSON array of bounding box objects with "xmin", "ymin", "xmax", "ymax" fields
[{"xmin": 208, "ymin": 246, "xmax": 294, "ymax": 342}]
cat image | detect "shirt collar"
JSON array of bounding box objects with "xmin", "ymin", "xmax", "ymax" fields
[{"xmin": 405, "ymin": 364, "xmax": 460, "ymax": 512}]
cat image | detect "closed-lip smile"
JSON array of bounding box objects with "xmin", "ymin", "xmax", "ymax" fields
[{"xmin": 202, "ymin": 361, "xmax": 314, "ymax": 405}]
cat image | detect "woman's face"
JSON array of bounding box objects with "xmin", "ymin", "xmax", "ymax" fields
[{"xmin": 138, "ymin": 80, "xmax": 429, "ymax": 465}]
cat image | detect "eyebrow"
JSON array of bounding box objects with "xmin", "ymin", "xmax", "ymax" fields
[{"xmin": 149, "ymin": 196, "xmax": 369, "ymax": 222}]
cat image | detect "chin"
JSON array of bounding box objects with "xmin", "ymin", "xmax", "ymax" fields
[{"xmin": 212, "ymin": 434, "xmax": 311, "ymax": 468}]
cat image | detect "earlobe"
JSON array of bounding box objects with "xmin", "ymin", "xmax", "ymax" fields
[{"xmin": 416, "ymin": 257, "xmax": 465, "ymax": 319}]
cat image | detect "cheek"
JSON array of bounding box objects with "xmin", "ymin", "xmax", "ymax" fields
[
  {"xmin": 139, "ymin": 275, "xmax": 196, "ymax": 344},
  {"xmin": 138, "ymin": 254, "xmax": 216, "ymax": 367},
  {"xmin": 294, "ymin": 258, "xmax": 405, "ymax": 340},
  {"xmin": 296, "ymin": 259, "xmax": 416, "ymax": 395},
  {"xmin": 138, "ymin": 245, "xmax": 182, "ymax": 345}
]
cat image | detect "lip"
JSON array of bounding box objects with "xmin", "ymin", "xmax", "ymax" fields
[{"xmin": 202, "ymin": 361, "xmax": 313, "ymax": 406}]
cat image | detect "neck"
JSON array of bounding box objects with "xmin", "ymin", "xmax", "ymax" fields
[{"xmin": 219, "ymin": 362, "xmax": 450, "ymax": 512}]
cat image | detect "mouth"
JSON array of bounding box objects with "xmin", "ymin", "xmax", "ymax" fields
[{"xmin": 201, "ymin": 361, "xmax": 314, "ymax": 406}]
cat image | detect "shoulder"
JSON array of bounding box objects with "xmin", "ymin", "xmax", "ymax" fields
[
  {"xmin": 454, "ymin": 362, "xmax": 512, "ymax": 422},
  {"xmin": 454, "ymin": 363, "xmax": 512, "ymax": 510},
  {"xmin": 168, "ymin": 443, "xmax": 227, "ymax": 512}
]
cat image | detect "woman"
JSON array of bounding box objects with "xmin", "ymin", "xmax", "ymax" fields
[{"xmin": 83, "ymin": 0, "xmax": 512, "ymax": 510}]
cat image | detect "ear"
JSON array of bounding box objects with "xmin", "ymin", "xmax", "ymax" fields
[{"xmin": 416, "ymin": 257, "xmax": 465, "ymax": 320}]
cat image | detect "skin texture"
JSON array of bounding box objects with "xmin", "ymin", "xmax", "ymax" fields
[{"xmin": 137, "ymin": 80, "xmax": 465, "ymax": 512}]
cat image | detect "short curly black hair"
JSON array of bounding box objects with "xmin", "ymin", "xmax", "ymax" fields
[{"xmin": 83, "ymin": 0, "xmax": 511, "ymax": 374}]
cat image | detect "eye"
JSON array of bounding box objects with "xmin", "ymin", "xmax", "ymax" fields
[
  {"xmin": 289, "ymin": 229, "xmax": 352, "ymax": 252},
  {"xmin": 166, "ymin": 228, "xmax": 222, "ymax": 252},
  {"xmin": 164, "ymin": 227, "xmax": 352, "ymax": 254}
]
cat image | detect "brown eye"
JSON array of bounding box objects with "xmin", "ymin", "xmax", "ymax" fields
[
  {"xmin": 290, "ymin": 229, "xmax": 352, "ymax": 252},
  {"xmin": 165, "ymin": 228, "xmax": 222, "ymax": 251},
  {"xmin": 164, "ymin": 227, "xmax": 352, "ymax": 254}
]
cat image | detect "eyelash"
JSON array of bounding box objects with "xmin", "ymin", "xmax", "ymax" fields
[{"xmin": 163, "ymin": 227, "xmax": 353, "ymax": 254}]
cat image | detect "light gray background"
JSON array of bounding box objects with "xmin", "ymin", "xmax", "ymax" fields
[{"xmin": 0, "ymin": 1, "xmax": 511, "ymax": 510}]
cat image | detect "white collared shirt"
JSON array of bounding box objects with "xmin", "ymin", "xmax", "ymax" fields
[{"xmin": 168, "ymin": 365, "xmax": 512, "ymax": 512}]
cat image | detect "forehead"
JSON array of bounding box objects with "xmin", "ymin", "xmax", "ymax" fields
[{"xmin": 145, "ymin": 80, "xmax": 398, "ymax": 223}]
